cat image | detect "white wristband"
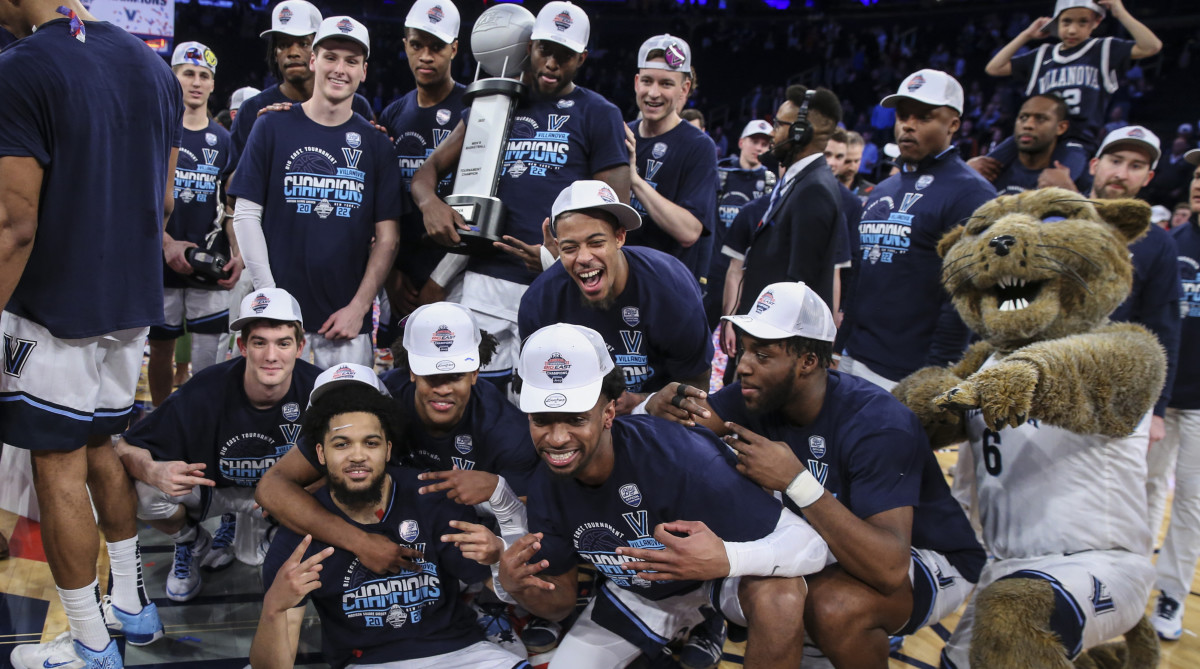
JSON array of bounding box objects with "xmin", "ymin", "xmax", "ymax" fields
[
  {"xmin": 785, "ymin": 470, "xmax": 825, "ymax": 509},
  {"xmin": 540, "ymin": 244, "xmax": 558, "ymax": 271},
  {"xmin": 631, "ymin": 392, "xmax": 655, "ymax": 416}
]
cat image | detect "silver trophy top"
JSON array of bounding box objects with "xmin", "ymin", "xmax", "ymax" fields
[{"xmin": 470, "ymin": 4, "xmax": 535, "ymax": 79}]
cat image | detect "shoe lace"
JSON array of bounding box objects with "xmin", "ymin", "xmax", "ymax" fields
[
  {"xmin": 172, "ymin": 541, "xmax": 195, "ymax": 579},
  {"xmin": 211, "ymin": 514, "xmax": 237, "ymax": 550},
  {"xmin": 1157, "ymin": 595, "xmax": 1180, "ymax": 619}
]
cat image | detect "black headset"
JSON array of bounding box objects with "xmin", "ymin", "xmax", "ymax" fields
[{"xmin": 788, "ymin": 88, "xmax": 816, "ymax": 148}]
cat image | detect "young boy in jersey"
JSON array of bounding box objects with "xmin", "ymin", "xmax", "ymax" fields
[
  {"xmin": 646, "ymin": 282, "xmax": 985, "ymax": 667},
  {"xmin": 1150, "ymin": 153, "xmax": 1200, "ymax": 640},
  {"xmin": 705, "ymin": 120, "xmax": 776, "ymax": 328},
  {"xmin": 151, "ymin": 41, "xmax": 242, "ymax": 408},
  {"xmin": 116, "ymin": 288, "xmax": 319, "ymax": 602},
  {"xmin": 229, "ymin": 0, "xmax": 375, "ymax": 159},
  {"xmin": 0, "ymin": 0, "xmax": 181, "ymax": 664},
  {"xmin": 412, "ymin": 0, "xmax": 630, "ymax": 396},
  {"xmin": 497, "ymin": 323, "xmax": 828, "ymax": 669},
  {"xmin": 519, "ymin": 181, "xmax": 712, "ymax": 415},
  {"xmin": 231, "ymin": 16, "xmax": 401, "ymax": 370},
  {"xmin": 252, "ymin": 381, "xmax": 530, "ymax": 669},
  {"xmin": 379, "ymin": 0, "xmax": 466, "ymax": 322},
  {"xmin": 624, "ymin": 34, "xmax": 718, "ymax": 287},
  {"xmin": 984, "ymin": 0, "xmax": 1161, "ymax": 162}
]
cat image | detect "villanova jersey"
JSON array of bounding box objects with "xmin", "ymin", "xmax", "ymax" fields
[
  {"xmin": 470, "ymin": 86, "xmax": 628, "ymax": 285},
  {"xmin": 229, "ymin": 105, "xmax": 404, "ymax": 334},
  {"xmin": 1011, "ymin": 37, "xmax": 1136, "ymax": 148},
  {"xmin": 1172, "ymin": 221, "xmax": 1200, "ymax": 409},
  {"xmin": 166, "ymin": 121, "xmax": 235, "ymax": 289},
  {"xmin": 528, "ymin": 416, "xmax": 781, "ymax": 600},
  {"xmin": 0, "ymin": 20, "xmax": 182, "ymax": 339},
  {"xmin": 964, "ymin": 355, "xmax": 1153, "ymax": 560},
  {"xmin": 123, "ymin": 357, "xmax": 320, "ymax": 488},
  {"xmin": 625, "ymin": 119, "xmax": 719, "ymax": 284},
  {"xmin": 519, "ymin": 247, "xmax": 713, "ymax": 395},
  {"xmin": 263, "ymin": 467, "xmax": 488, "ymax": 668},
  {"xmin": 379, "ymin": 85, "xmax": 466, "ymax": 284},
  {"xmin": 708, "ymin": 371, "xmax": 985, "ymax": 582}
]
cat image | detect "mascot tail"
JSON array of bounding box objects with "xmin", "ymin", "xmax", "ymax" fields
[{"xmin": 1072, "ymin": 616, "xmax": 1159, "ymax": 669}]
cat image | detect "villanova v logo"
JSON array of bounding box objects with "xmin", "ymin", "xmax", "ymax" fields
[
  {"xmin": 3, "ymin": 334, "xmax": 35, "ymax": 378},
  {"xmin": 342, "ymin": 148, "xmax": 363, "ymax": 170}
]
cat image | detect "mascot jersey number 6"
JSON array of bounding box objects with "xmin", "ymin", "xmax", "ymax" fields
[{"xmin": 894, "ymin": 187, "xmax": 1166, "ymax": 669}]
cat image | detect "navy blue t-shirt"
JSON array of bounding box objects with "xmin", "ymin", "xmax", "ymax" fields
[
  {"xmin": 229, "ymin": 105, "xmax": 403, "ymax": 334},
  {"xmin": 0, "ymin": 20, "xmax": 182, "ymax": 338},
  {"xmin": 707, "ymin": 371, "xmax": 985, "ymax": 582},
  {"xmin": 528, "ymin": 416, "xmax": 782, "ymax": 599},
  {"xmin": 1011, "ymin": 38, "xmax": 1135, "ymax": 149},
  {"xmin": 625, "ymin": 119, "xmax": 718, "ymax": 284},
  {"xmin": 1171, "ymin": 221, "xmax": 1200, "ymax": 409},
  {"xmin": 379, "ymin": 85, "xmax": 466, "ymax": 285},
  {"xmin": 166, "ymin": 121, "xmax": 235, "ymax": 289},
  {"xmin": 123, "ymin": 357, "xmax": 320, "ymax": 488},
  {"xmin": 296, "ymin": 372, "xmax": 540, "ymax": 495},
  {"xmin": 721, "ymin": 196, "xmax": 771, "ymax": 262},
  {"xmin": 263, "ymin": 466, "xmax": 488, "ymax": 668},
  {"xmin": 519, "ymin": 247, "xmax": 712, "ymax": 394},
  {"xmin": 1110, "ymin": 224, "xmax": 1182, "ymax": 416},
  {"xmin": 469, "ymin": 86, "xmax": 628, "ymax": 285},
  {"xmin": 991, "ymin": 141, "xmax": 1092, "ymax": 196},
  {"xmin": 708, "ymin": 157, "xmax": 776, "ymax": 300},
  {"xmin": 230, "ymin": 84, "xmax": 375, "ymax": 162},
  {"xmin": 841, "ymin": 147, "xmax": 996, "ymax": 381}
]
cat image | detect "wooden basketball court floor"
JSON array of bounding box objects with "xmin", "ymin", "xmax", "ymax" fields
[{"xmin": 2, "ymin": 446, "xmax": 1199, "ymax": 669}]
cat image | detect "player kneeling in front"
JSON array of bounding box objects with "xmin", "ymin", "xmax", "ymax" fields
[
  {"xmin": 251, "ymin": 378, "xmax": 530, "ymax": 668},
  {"xmin": 494, "ymin": 323, "xmax": 828, "ymax": 668}
]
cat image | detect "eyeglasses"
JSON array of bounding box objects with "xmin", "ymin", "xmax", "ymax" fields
[{"xmin": 773, "ymin": 118, "xmax": 794, "ymax": 130}]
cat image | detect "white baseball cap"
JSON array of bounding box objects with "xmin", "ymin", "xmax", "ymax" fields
[
  {"xmin": 402, "ymin": 302, "xmax": 482, "ymax": 376},
  {"xmin": 740, "ymin": 120, "xmax": 773, "ymax": 139},
  {"xmin": 230, "ymin": 86, "xmax": 260, "ymax": 111},
  {"xmin": 519, "ymin": 323, "xmax": 615, "ymax": 414},
  {"xmin": 260, "ymin": 0, "xmax": 322, "ymax": 39},
  {"xmin": 309, "ymin": 362, "xmax": 391, "ymax": 406},
  {"xmin": 1050, "ymin": 1, "xmax": 1106, "ymax": 36},
  {"xmin": 551, "ymin": 180, "xmax": 641, "ymax": 233},
  {"xmin": 314, "ymin": 16, "xmax": 370, "ymax": 58},
  {"xmin": 882, "ymin": 69, "xmax": 964, "ymax": 115},
  {"xmin": 722, "ymin": 282, "xmax": 837, "ymax": 343},
  {"xmin": 171, "ymin": 41, "xmax": 217, "ymax": 73},
  {"xmin": 637, "ymin": 34, "xmax": 691, "ymax": 74},
  {"xmin": 405, "ymin": 0, "xmax": 460, "ymax": 45},
  {"xmin": 1151, "ymin": 205, "xmax": 1172, "ymax": 224},
  {"xmin": 531, "ymin": 1, "xmax": 589, "ymax": 54},
  {"xmin": 1097, "ymin": 125, "xmax": 1161, "ymax": 169},
  {"xmin": 230, "ymin": 288, "xmax": 304, "ymax": 331},
  {"xmin": 1185, "ymin": 149, "xmax": 1200, "ymax": 167}
]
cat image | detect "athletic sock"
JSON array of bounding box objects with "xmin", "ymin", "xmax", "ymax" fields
[
  {"xmin": 58, "ymin": 580, "xmax": 110, "ymax": 651},
  {"xmin": 106, "ymin": 536, "xmax": 150, "ymax": 613}
]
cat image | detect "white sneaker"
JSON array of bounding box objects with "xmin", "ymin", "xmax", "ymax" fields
[
  {"xmin": 1152, "ymin": 592, "xmax": 1185, "ymax": 641},
  {"xmin": 166, "ymin": 526, "xmax": 211, "ymax": 602},
  {"xmin": 200, "ymin": 513, "xmax": 236, "ymax": 572},
  {"xmin": 9, "ymin": 631, "xmax": 123, "ymax": 669}
]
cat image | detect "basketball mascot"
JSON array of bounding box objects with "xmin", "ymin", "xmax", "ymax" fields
[{"xmin": 893, "ymin": 187, "xmax": 1165, "ymax": 668}]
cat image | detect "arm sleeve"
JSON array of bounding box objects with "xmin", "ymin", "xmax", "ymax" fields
[
  {"xmin": 724, "ymin": 507, "xmax": 832, "ymax": 577},
  {"xmin": 0, "ymin": 60, "xmax": 49, "ymax": 163},
  {"xmin": 674, "ymin": 138, "xmax": 719, "ymax": 234},
  {"xmin": 121, "ymin": 390, "xmax": 196, "ymax": 463},
  {"xmin": 476, "ymin": 476, "xmax": 529, "ymax": 545},
  {"xmin": 233, "ymin": 199, "xmax": 275, "ymax": 289}
]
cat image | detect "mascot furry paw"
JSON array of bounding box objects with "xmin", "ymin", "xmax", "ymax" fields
[{"xmin": 892, "ymin": 188, "xmax": 1166, "ymax": 669}]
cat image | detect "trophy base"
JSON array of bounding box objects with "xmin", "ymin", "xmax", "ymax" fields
[{"xmin": 445, "ymin": 194, "xmax": 506, "ymax": 256}]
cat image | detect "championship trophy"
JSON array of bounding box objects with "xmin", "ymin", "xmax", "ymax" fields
[{"xmin": 445, "ymin": 4, "xmax": 534, "ymax": 254}]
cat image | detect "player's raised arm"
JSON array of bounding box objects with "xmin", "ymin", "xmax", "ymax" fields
[{"xmin": 1102, "ymin": 0, "xmax": 1161, "ymax": 58}]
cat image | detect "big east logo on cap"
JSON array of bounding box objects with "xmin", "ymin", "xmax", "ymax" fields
[
  {"xmin": 251, "ymin": 293, "xmax": 271, "ymax": 314},
  {"xmin": 906, "ymin": 74, "xmax": 926, "ymax": 92},
  {"xmin": 1127, "ymin": 127, "xmax": 1145, "ymax": 139},
  {"xmin": 332, "ymin": 365, "xmax": 356, "ymax": 380},
  {"xmin": 431, "ymin": 325, "xmax": 456, "ymax": 352},
  {"xmin": 598, "ymin": 186, "xmax": 617, "ymax": 203},
  {"xmin": 553, "ymin": 10, "xmax": 572, "ymax": 31},
  {"xmin": 279, "ymin": 6, "xmax": 293, "ymax": 23},
  {"xmin": 755, "ymin": 290, "xmax": 776, "ymax": 314},
  {"xmin": 544, "ymin": 353, "xmax": 571, "ymax": 383},
  {"xmin": 427, "ymin": 5, "xmax": 444, "ymax": 23},
  {"xmin": 664, "ymin": 42, "xmax": 686, "ymax": 69},
  {"xmin": 337, "ymin": 18, "xmax": 354, "ymax": 33}
]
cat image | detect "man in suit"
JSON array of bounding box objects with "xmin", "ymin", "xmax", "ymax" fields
[{"xmin": 734, "ymin": 84, "xmax": 845, "ymax": 316}]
